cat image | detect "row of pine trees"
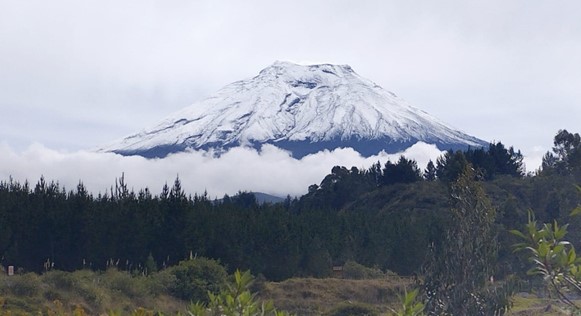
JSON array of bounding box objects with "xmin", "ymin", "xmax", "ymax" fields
[{"xmin": 0, "ymin": 130, "xmax": 580, "ymax": 281}]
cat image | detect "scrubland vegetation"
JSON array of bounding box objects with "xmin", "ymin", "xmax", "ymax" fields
[{"xmin": 0, "ymin": 259, "xmax": 411, "ymax": 315}]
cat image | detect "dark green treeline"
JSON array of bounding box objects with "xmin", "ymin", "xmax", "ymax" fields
[
  {"xmin": 1, "ymin": 134, "xmax": 580, "ymax": 281},
  {"xmin": 0, "ymin": 175, "xmax": 444, "ymax": 280}
]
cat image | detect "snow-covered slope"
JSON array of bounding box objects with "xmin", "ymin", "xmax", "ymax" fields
[{"xmin": 101, "ymin": 61, "xmax": 486, "ymax": 158}]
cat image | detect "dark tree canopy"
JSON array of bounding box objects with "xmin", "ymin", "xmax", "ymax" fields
[
  {"xmin": 543, "ymin": 129, "xmax": 581, "ymax": 175},
  {"xmin": 382, "ymin": 156, "xmax": 422, "ymax": 185},
  {"xmin": 435, "ymin": 142, "xmax": 524, "ymax": 182},
  {"xmin": 424, "ymin": 160, "xmax": 437, "ymax": 181},
  {"xmin": 436, "ymin": 150, "xmax": 469, "ymax": 182}
]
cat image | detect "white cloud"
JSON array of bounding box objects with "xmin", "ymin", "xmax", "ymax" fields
[
  {"xmin": 522, "ymin": 146, "xmax": 548, "ymax": 175},
  {"xmin": 0, "ymin": 142, "xmax": 443, "ymax": 198}
]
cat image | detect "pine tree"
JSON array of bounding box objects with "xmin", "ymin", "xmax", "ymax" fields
[{"xmin": 424, "ymin": 160, "xmax": 437, "ymax": 181}]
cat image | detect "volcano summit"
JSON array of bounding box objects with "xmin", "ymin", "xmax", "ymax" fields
[{"xmin": 101, "ymin": 61, "xmax": 486, "ymax": 158}]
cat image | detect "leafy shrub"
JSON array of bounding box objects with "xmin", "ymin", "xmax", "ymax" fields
[
  {"xmin": 43, "ymin": 270, "xmax": 75, "ymax": 290},
  {"xmin": 147, "ymin": 269, "xmax": 177, "ymax": 296},
  {"xmin": 390, "ymin": 289, "xmax": 425, "ymax": 316},
  {"xmin": 165, "ymin": 257, "xmax": 227, "ymax": 302},
  {"xmin": 342, "ymin": 261, "xmax": 386, "ymax": 280},
  {"xmin": 8, "ymin": 273, "xmax": 41, "ymax": 296},
  {"xmin": 77, "ymin": 285, "xmax": 101, "ymax": 305},
  {"xmin": 188, "ymin": 270, "xmax": 289, "ymax": 316},
  {"xmin": 43, "ymin": 289, "xmax": 62, "ymax": 301},
  {"xmin": 103, "ymin": 268, "xmax": 147, "ymax": 299},
  {"xmin": 325, "ymin": 302, "xmax": 378, "ymax": 316},
  {"xmin": 66, "ymin": 270, "xmax": 107, "ymax": 307}
]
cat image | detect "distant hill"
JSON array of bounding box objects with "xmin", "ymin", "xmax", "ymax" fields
[{"xmin": 252, "ymin": 192, "xmax": 286, "ymax": 204}]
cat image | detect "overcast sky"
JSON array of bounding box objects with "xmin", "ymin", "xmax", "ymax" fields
[{"xmin": 1, "ymin": 1, "xmax": 580, "ymax": 196}]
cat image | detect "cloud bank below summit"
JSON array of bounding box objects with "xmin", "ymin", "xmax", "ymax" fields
[{"xmin": 0, "ymin": 142, "xmax": 444, "ymax": 198}]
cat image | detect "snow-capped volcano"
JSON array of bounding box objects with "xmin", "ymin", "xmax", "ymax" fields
[{"xmin": 101, "ymin": 61, "xmax": 486, "ymax": 158}]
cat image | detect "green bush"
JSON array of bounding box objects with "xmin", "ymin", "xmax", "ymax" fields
[
  {"xmin": 165, "ymin": 257, "xmax": 228, "ymax": 302},
  {"xmin": 103, "ymin": 268, "xmax": 147, "ymax": 299},
  {"xmin": 147, "ymin": 269, "xmax": 177, "ymax": 296},
  {"xmin": 66, "ymin": 270, "xmax": 107, "ymax": 307},
  {"xmin": 8, "ymin": 273, "xmax": 42, "ymax": 296},
  {"xmin": 342, "ymin": 261, "xmax": 386, "ymax": 280},
  {"xmin": 187, "ymin": 270, "xmax": 289, "ymax": 316},
  {"xmin": 43, "ymin": 270, "xmax": 75, "ymax": 290},
  {"xmin": 43, "ymin": 288, "xmax": 62, "ymax": 301},
  {"xmin": 76, "ymin": 283, "xmax": 106, "ymax": 307}
]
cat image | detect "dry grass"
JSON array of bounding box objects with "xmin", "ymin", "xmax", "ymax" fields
[
  {"xmin": 508, "ymin": 293, "xmax": 581, "ymax": 316},
  {"xmin": 258, "ymin": 276, "xmax": 414, "ymax": 315},
  {"xmin": 4, "ymin": 270, "xmax": 565, "ymax": 316},
  {"xmin": 0, "ymin": 270, "xmax": 411, "ymax": 315},
  {"xmin": 0, "ymin": 269, "xmax": 187, "ymax": 315}
]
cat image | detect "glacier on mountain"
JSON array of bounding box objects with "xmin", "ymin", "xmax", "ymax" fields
[{"xmin": 101, "ymin": 61, "xmax": 486, "ymax": 158}]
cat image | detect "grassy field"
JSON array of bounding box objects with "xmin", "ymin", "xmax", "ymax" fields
[
  {"xmin": 259, "ymin": 278, "xmax": 579, "ymax": 315},
  {"xmin": 508, "ymin": 293, "xmax": 581, "ymax": 316},
  {"xmin": 0, "ymin": 269, "xmax": 187, "ymax": 315},
  {"xmin": 257, "ymin": 276, "xmax": 414, "ymax": 315},
  {"xmin": 0, "ymin": 269, "xmax": 414, "ymax": 315},
  {"xmin": 0, "ymin": 269, "xmax": 576, "ymax": 315}
]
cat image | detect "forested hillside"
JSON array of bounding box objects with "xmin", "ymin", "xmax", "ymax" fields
[{"xmin": 1, "ymin": 130, "xmax": 580, "ymax": 284}]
